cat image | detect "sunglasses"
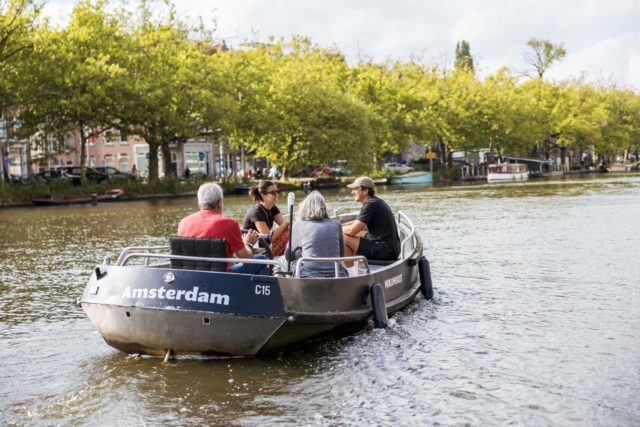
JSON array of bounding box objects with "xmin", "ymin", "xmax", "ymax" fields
[{"xmin": 265, "ymin": 190, "xmax": 280, "ymax": 195}]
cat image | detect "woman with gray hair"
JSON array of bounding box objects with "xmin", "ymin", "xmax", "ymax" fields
[{"xmin": 285, "ymin": 191, "xmax": 348, "ymax": 278}]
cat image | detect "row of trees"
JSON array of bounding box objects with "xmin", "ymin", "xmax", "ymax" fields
[{"xmin": 2, "ymin": 0, "xmax": 639, "ymax": 182}]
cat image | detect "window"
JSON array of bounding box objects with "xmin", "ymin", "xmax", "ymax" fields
[
  {"xmin": 89, "ymin": 156, "xmax": 96, "ymax": 167},
  {"xmin": 119, "ymin": 127, "xmax": 129, "ymax": 145},
  {"xmin": 104, "ymin": 155, "xmax": 114, "ymax": 167},
  {"xmin": 64, "ymin": 135, "xmax": 75, "ymax": 152},
  {"xmin": 104, "ymin": 129, "xmax": 114, "ymax": 146},
  {"xmin": 119, "ymin": 154, "xmax": 129, "ymax": 172},
  {"xmin": 47, "ymin": 135, "xmax": 59, "ymax": 152}
]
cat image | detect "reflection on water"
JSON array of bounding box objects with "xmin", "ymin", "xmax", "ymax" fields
[{"xmin": 1, "ymin": 176, "xmax": 640, "ymax": 425}]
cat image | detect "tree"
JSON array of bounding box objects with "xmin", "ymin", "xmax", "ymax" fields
[
  {"xmin": 454, "ymin": 40, "xmax": 474, "ymax": 73},
  {"xmin": 230, "ymin": 37, "xmax": 373, "ymax": 179},
  {"xmin": 349, "ymin": 60, "xmax": 429, "ymax": 170},
  {"xmin": 12, "ymin": 0, "xmax": 131, "ymax": 182},
  {"xmin": 600, "ymin": 88, "xmax": 640, "ymax": 161},
  {"xmin": 118, "ymin": 0, "xmax": 207, "ymax": 181},
  {"xmin": 0, "ymin": 0, "xmax": 42, "ymax": 182},
  {"xmin": 0, "ymin": 0, "xmax": 42, "ymax": 108},
  {"xmin": 524, "ymin": 38, "xmax": 567, "ymax": 79}
]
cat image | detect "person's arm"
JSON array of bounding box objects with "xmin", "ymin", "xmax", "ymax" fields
[
  {"xmin": 235, "ymin": 228, "xmax": 260, "ymax": 259},
  {"xmin": 271, "ymin": 213, "xmax": 290, "ymax": 240},
  {"xmin": 253, "ymin": 220, "xmax": 271, "ymax": 235},
  {"xmin": 343, "ymin": 219, "xmax": 367, "ymax": 237}
]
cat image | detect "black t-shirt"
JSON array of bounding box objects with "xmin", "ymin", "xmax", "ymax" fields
[
  {"xmin": 357, "ymin": 196, "xmax": 400, "ymax": 256},
  {"xmin": 242, "ymin": 204, "xmax": 281, "ymax": 231}
]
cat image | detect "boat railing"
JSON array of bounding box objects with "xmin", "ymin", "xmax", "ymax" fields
[
  {"xmin": 114, "ymin": 245, "xmax": 169, "ymax": 266},
  {"xmin": 117, "ymin": 252, "xmax": 281, "ymax": 268},
  {"xmin": 396, "ymin": 211, "xmax": 417, "ymax": 259},
  {"xmin": 294, "ymin": 255, "xmax": 370, "ymax": 278}
]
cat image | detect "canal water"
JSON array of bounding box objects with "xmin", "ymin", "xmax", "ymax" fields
[{"xmin": 1, "ymin": 175, "xmax": 639, "ymax": 426}]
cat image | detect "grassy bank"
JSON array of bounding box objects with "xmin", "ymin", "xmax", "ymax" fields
[{"xmin": 0, "ymin": 177, "xmax": 243, "ymax": 206}]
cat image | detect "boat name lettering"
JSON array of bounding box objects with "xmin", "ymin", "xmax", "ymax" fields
[
  {"xmin": 384, "ymin": 274, "xmax": 403, "ymax": 289},
  {"xmin": 255, "ymin": 285, "xmax": 271, "ymax": 296},
  {"xmin": 121, "ymin": 286, "xmax": 230, "ymax": 306}
]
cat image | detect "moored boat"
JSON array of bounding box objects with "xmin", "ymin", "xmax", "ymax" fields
[
  {"xmin": 388, "ymin": 171, "xmax": 433, "ymax": 185},
  {"xmin": 32, "ymin": 188, "xmax": 125, "ymax": 206},
  {"xmin": 303, "ymin": 176, "xmax": 342, "ymax": 191},
  {"xmin": 487, "ymin": 163, "xmax": 529, "ymax": 182},
  {"xmin": 77, "ymin": 211, "xmax": 433, "ymax": 358}
]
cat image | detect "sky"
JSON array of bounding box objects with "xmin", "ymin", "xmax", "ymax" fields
[{"xmin": 42, "ymin": 0, "xmax": 640, "ymax": 90}]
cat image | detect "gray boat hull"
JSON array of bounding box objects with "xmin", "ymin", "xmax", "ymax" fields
[{"xmin": 79, "ymin": 222, "xmax": 426, "ymax": 356}]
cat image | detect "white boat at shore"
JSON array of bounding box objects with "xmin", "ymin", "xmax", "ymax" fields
[
  {"xmin": 487, "ymin": 163, "xmax": 529, "ymax": 182},
  {"xmin": 388, "ymin": 171, "xmax": 433, "ymax": 185}
]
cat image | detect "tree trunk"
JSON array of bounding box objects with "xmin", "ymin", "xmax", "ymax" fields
[
  {"xmin": 25, "ymin": 142, "xmax": 32, "ymax": 177},
  {"xmin": 1, "ymin": 139, "xmax": 8, "ymax": 183},
  {"xmin": 79, "ymin": 127, "xmax": 87, "ymax": 185},
  {"xmin": 559, "ymin": 146, "xmax": 567, "ymax": 166},
  {"xmin": 161, "ymin": 142, "xmax": 172, "ymax": 177},
  {"xmin": 438, "ymin": 139, "xmax": 449, "ymax": 178},
  {"xmin": 148, "ymin": 137, "xmax": 159, "ymax": 182}
]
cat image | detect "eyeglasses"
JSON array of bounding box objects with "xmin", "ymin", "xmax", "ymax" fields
[{"xmin": 265, "ymin": 190, "xmax": 280, "ymax": 195}]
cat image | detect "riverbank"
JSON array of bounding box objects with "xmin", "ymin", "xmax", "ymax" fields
[
  {"xmin": 3, "ymin": 169, "xmax": 639, "ymax": 208},
  {"xmin": 0, "ymin": 176, "xmax": 309, "ymax": 208}
]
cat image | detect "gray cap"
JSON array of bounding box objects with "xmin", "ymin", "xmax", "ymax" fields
[{"xmin": 347, "ymin": 176, "xmax": 375, "ymax": 188}]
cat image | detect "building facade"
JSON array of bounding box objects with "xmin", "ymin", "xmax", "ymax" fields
[{"xmin": 5, "ymin": 125, "xmax": 253, "ymax": 180}]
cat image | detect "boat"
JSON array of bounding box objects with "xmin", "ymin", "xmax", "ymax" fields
[
  {"xmin": 606, "ymin": 163, "xmax": 629, "ymax": 173},
  {"xmin": 388, "ymin": 171, "xmax": 433, "ymax": 185},
  {"xmin": 487, "ymin": 163, "xmax": 529, "ymax": 182},
  {"xmin": 234, "ymin": 183, "xmax": 252, "ymax": 195},
  {"xmin": 77, "ymin": 211, "xmax": 433, "ymax": 358},
  {"xmin": 303, "ymin": 177, "xmax": 342, "ymax": 191},
  {"xmin": 32, "ymin": 188, "xmax": 125, "ymax": 206}
]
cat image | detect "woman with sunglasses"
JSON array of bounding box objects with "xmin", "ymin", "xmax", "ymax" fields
[{"xmin": 242, "ymin": 180, "xmax": 290, "ymax": 254}]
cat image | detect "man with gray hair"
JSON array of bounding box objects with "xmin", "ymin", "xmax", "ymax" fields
[{"xmin": 178, "ymin": 182, "xmax": 267, "ymax": 275}]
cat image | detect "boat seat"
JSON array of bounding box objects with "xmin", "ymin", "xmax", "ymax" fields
[{"xmin": 169, "ymin": 236, "xmax": 228, "ymax": 272}]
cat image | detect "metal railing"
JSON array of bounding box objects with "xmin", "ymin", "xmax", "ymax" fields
[
  {"xmin": 118, "ymin": 252, "xmax": 281, "ymax": 268},
  {"xmin": 294, "ymin": 255, "xmax": 370, "ymax": 278},
  {"xmin": 396, "ymin": 211, "xmax": 416, "ymax": 259},
  {"xmin": 115, "ymin": 245, "xmax": 169, "ymax": 266}
]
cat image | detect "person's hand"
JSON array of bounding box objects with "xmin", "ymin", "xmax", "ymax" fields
[{"xmin": 244, "ymin": 229, "xmax": 259, "ymax": 246}]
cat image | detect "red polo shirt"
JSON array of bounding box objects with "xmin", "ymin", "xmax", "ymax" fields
[{"xmin": 177, "ymin": 210, "xmax": 245, "ymax": 260}]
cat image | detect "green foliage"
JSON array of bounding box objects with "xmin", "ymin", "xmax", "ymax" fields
[
  {"xmin": 454, "ymin": 40, "xmax": 474, "ymax": 73},
  {"xmin": 2, "ymin": 1, "xmax": 640, "ymax": 188},
  {"xmin": 524, "ymin": 38, "xmax": 567, "ymax": 79}
]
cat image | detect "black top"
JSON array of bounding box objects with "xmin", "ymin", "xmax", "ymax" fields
[
  {"xmin": 242, "ymin": 204, "xmax": 281, "ymax": 231},
  {"xmin": 357, "ymin": 196, "xmax": 400, "ymax": 257}
]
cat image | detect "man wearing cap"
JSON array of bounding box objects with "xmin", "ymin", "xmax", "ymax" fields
[{"xmin": 343, "ymin": 176, "xmax": 400, "ymax": 261}]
